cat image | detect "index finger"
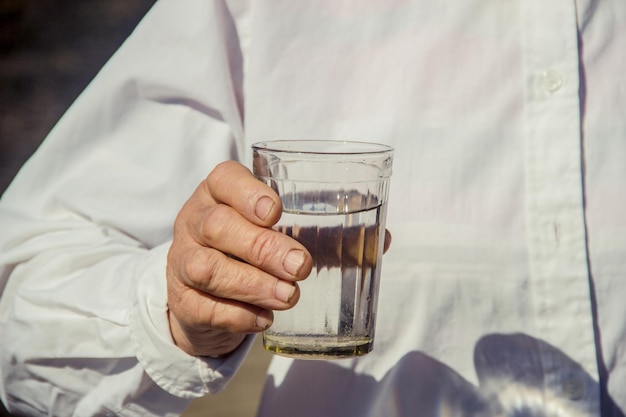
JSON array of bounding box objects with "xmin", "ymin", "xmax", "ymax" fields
[{"xmin": 206, "ymin": 161, "xmax": 282, "ymax": 227}]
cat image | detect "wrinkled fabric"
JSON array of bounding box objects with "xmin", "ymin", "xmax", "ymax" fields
[{"xmin": 1, "ymin": 0, "xmax": 625, "ymax": 416}]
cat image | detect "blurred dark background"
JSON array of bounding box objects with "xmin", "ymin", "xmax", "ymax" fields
[
  {"xmin": 0, "ymin": 0, "xmax": 156, "ymax": 195},
  {"xmin": 0, "ymin": 0, "xmax": 155, "ymax": 414}
]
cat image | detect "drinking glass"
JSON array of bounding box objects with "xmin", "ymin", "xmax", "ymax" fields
[{"xmin": 252, "ymin": 140, "xmax": 393, "ymax": 359}]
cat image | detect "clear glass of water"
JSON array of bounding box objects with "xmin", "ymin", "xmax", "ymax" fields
[{"xmin": 252, "ymin": 140, "xmax": 394, "ymax": 359}]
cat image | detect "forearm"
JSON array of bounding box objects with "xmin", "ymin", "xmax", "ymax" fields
[{"xmin": 0, "ymin": 219, "xmax": 253, "ymax": 415}]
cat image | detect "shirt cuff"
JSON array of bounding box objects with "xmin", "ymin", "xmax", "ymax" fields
[{"xmin": 130, "ymin": 242, "xmax": 253, "ymax": 399}]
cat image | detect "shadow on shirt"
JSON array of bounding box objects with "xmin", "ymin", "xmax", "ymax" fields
[{"xmin": 257, "ymin": 333, "xmax": 625, "ymax": 417}]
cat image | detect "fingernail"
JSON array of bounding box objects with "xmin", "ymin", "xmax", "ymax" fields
[
  {"xmin": 275, "ymin": 279, "xmax": 296, "ymax": 303},
  {"xmin": 283, "ymin": 249, "xmax": 305, "ymax": 276},
  {"xmin": 256, "ymin": 309, "xmax": 273, "ymax": 329},
  {"xmin": 255, "ymin": 196, "xmax": 275, "ymax": 221}
]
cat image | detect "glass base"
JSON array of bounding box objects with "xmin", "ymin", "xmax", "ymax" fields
[{"xmin": 263, "ymin": 335, "xmax": 373, "ymax": 359}]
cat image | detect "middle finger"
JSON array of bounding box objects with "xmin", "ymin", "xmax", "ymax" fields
[{"xmin": 193, "ymin": 203, "xmax": 312, "ymax": 281}]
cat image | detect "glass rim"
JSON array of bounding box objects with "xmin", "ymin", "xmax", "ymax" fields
[{"xmin": 252, "ymin": 140, "xmax": 394, "ymax": 155}]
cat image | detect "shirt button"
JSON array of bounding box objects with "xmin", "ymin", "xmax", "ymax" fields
[
  {"xmin": 542, "ymin": 69, "xmax": 563, "ymax": 92},
  {"xmin": 562, "ymin": 375, "xmax": 585, "ymax": 400}
]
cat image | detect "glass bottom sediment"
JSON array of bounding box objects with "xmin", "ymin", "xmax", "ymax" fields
[{"xmin": 263, "ymin": 335, "xmax": 373, "ymax": 359}]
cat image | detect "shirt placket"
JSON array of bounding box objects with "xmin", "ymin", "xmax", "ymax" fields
[{"xmin": 521, "ymin": 0, "xmax": 600, "ymax": 411}]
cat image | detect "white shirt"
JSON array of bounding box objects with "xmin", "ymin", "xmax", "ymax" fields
[{"xmin": 1, "ymin": 0, "xmax": 625, "ymax": 416}]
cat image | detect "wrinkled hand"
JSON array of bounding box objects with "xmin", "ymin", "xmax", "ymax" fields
[{"xmin": 166, "ymin": 161, "xmax": 313, "ymax": 357}]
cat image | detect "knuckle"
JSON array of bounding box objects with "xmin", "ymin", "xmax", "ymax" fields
[
  {"xmin": 182, "ymin": 248, "xmax": 222, "ymax": 290},
  {"xmin": 209, "ymin": 302, "xmax": 248, "ymax": 332},
  {"xmin": 207, "ymin": 161, "xmax": 236, "ymax": 189},
  {"xmin": 201, "ymin": 204, "xmax": 232, "ymax": 243},
  {"xmin": 248, "ymin": 229, "xmax": 281, "ymax": 266},
  {"xmin": 200, "ymin": 299, "xmax": 219, "ymax": 328}
]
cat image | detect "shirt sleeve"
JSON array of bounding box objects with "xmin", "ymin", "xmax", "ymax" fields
[{"xmin": 0, "ymin": 0, "xmax": 252, "ymax": 415}]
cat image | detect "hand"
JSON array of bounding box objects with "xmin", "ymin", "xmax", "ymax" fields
[{"xmin": 166, "ymin": 161, "xmax": 313, "ymax": 357}]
